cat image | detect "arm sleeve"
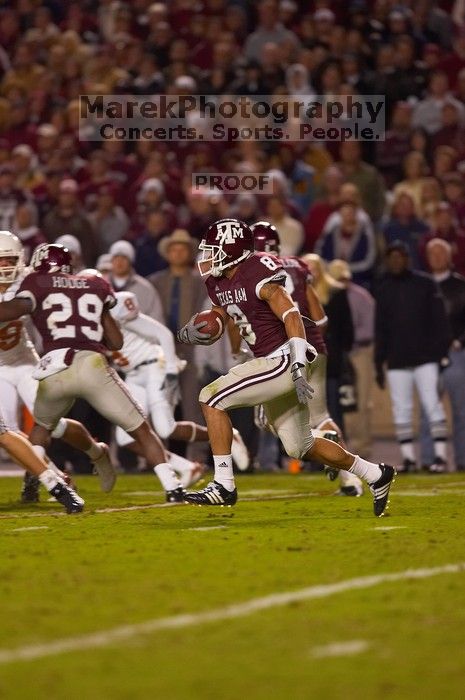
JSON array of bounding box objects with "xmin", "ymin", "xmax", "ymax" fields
[{"xmin": 125, "ymin": 313, "xmax": 179, "ymax": 374}]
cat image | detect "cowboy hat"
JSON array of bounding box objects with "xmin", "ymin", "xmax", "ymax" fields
[{"xmin": 158, "ymin": 229, "xmax": 198, "ymax": 260}]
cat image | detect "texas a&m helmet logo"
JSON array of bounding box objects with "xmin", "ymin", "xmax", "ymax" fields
[
  {"xmin": 215, "ymin": 220, "xmax": 245, "ymax": 245},
  {"xmin": 198, "ymin": 218, "xmax": 254, "ymax": 277},
  {"xmin": 31, "ymin": 244, "xmax": 73, "ymax": 274}
]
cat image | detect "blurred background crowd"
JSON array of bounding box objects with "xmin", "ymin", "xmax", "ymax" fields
[{"xmin": 1, "ymin": 0, "xmax": 465, "ymax": 473}]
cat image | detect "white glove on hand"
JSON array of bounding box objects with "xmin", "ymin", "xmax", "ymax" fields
[
  {"xmin": 291, "ymin": 362, "xmax": 314, "ymax": 404},
  {"xmin": 177, "ymin": 317, "xmax": 212, "ymax": 345}
]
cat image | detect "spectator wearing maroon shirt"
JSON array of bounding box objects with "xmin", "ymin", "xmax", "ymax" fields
[
  {"xmin": 304, "ymin": 166, "xmax": 344, "ymax": 252},
  {"xmin": 42, "ymin": 178, "xmax": 96, "ymax": 266},
  {"xmin": 420, "ymin": 202, "xmax": 465, "ymax": 275},
  {"xmin": 438, "ymin": 31, "xmax": 465, "ymax": 89},
  {"xmin": 432, "ymin": 102, "xmax": 465, "ymax": 159},
  {"xmin": 2, "ymin": 95, "xmax": 36, "ymax": 149},
  {"xmin": 100, "ymin": 140, "xmax": 141, "ymax": 192},
  {"xmin": 79, "ymin": 150, "xmax": 115, "ymax": 211}
]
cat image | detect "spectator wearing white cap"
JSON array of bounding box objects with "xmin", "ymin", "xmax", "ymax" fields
[
  {"xmin": 42, "ymin": 179, "xmax": 96, "ymax": 266},
  {"xmin": 109, "ymin": 240, "xmax": 164, "ymax": 322},
  {"xmin": 55, "ymin": 234, "xmax": 84, "ymax": 272}
]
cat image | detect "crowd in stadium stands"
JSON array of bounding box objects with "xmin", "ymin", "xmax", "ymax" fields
[{"xmin": 1, "ymin": 0, "xmax": 465, "ymax": 471}]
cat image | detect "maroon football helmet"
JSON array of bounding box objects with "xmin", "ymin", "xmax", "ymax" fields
[
  {"xmin": 30, "ymin": 244, "xmax": 73, "ymax": 274},
  {"xmin": 198, "ymin": 218, "xmax": 254, "ymax": 277},
  {"xmin": 251, "ymin": 221, "xmax": 281, "ymax": 254}
]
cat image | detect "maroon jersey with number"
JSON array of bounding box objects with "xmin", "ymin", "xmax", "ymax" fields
[
  {"xmin": 280, "ymin": 255, "xmax": 327, "ymax": 355},
  {"xmin": 206, "ymin": 252, "xmax": 288, "ymax": 358},
  {"xmin": 16, "ymin": 272, "xmax": 116, "ymax": 355}
]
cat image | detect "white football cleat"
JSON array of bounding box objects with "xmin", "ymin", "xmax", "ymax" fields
[
  {"xmin": 180, "ymin": 461, "xmax": 206, "ymax": 488},
  {"xmin": 232, "ymin": 429, "xmax": 250, "ymax": 472},
  {"xmin": 92, "ymin": 442, "xmax": 117, "ymax": 493}
]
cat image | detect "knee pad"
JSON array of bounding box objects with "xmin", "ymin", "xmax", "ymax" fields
[{"xmin": 51, "ymin": 418, "xmax": 67, "ymax": 439}]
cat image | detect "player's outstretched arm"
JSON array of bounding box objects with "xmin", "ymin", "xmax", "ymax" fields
[
  {"xmin": 102, "ymin": 308, "xmax": 124, "ymax": 350},
  {"xmin": 0, "ymin": 297, "xmax": 32, "ymax": 322},
  {"xmin": 126, "ymin": 313, "xmax": 178, "ymax": 372},
  {"xmin": 259, "ymin": 283, "xmax": 314, "ymax": 404}
]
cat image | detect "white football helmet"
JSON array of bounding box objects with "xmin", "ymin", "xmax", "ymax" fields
[{"xmin": 0, "ymin": 230, "xmax": 24, "ymax": 284}]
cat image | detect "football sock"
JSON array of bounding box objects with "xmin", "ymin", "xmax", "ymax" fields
[
  {"xmin": 85, "ymin": 442, "xmax": 104, "ymax": 461},
  {"xmin": 349, "ymin": 456, "xmax": 382, "ymax": 484},
  {"xmin": 434, "ymin": 440, "xmax": 447, "ymax": 461},
  {"xmin": 399, "ymin": 441, "xmax": 415, "ymax": 462},
  {"xmin": 31, "ymin": 445, "xmax": 63, "ymax": 476},
  {"xmin": 38, "ymin": 468, "xmax": 63, "ymax": 492},
  {"xmin": 213, "ymin": 454, "xmax": 235, "ymax": 491},
  {"xmin": 154, "ymin": 463, "xmax": 182, "ymax": 492},
  {"xmin": 31, "ymin": 444, "xmax": 47, "ymax": 461}
]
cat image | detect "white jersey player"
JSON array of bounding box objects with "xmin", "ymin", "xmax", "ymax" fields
[
  {"xmin": 110, "ymin": 290, "xmax": 249, "ymax": 471},
  {"xmin": 0, "ymin": 231, "xmax": 116, "ymax": 498}
]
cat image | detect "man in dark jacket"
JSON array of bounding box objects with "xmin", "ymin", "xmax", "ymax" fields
[{"xmin": 375, "ymin": 241, "xmax": 450, "ymax": 472}]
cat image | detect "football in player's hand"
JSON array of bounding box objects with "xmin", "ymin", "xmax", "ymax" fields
[{"xmin": 194, "ymin": 309, "xmax": 225, "ymax": 341}]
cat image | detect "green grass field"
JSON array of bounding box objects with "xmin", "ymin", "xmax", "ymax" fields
[{"xmin": 0, "ymin": 472, "xmax": 464, "ymax": 700}]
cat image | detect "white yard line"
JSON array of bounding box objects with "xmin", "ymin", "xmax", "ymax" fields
[
  {"xmin": 9, "ymin": 526, "xmax": 49, "ymax": 532},
  {"xmin": 310, "ymin": 640, "xmax": 370, "ymax": 658},
  {"xmin": 188, "ymin": 525, "xmax": 227, "ymax": 532},
  {"xmin": 0, "ymin": 562, "xmax": 462, "ymax": 665},
  {"xmin": 373, "ymin": 526, "xmax": 407, "ymax": 532}
]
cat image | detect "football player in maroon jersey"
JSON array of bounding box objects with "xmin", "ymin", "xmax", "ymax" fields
[
  {"xmin": 251, "ymin": 220, "xmax": 363, "ymax": 496},
  {"xmin": 178, "ymin": 218, "xmax": 395, "ymax": 515},
  {"xmin": 0, "ymin": 230, "xmax": 119, "ymax": 504},
  {"xmin": 0, "ymin": 244, "xmax": 187, "ymax": 511}
]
